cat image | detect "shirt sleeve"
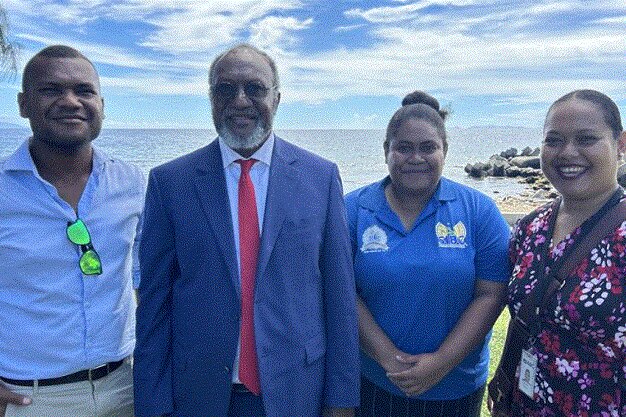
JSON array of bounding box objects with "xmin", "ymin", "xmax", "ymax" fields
[
  {"xmin": 132, "ymin": 169, "xmax": 147, "ymax": 289},
  {"xmin": 132, "ymin": 208, "xmax": 143, "ymax": 289},
  {"xmin": 473, "ymin": 195, "xmax": 511, "ymax": 282}
]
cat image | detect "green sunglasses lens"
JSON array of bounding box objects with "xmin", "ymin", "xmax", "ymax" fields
[
  {"xmin": 67, "ymin": 219, "xmax": 91, "ymax": 245},
  {"xmin": 67, "ymin": 219, "xmax": 102, "ymax": 275},
  {"xmin": 80, "ymin": 249, "xmax": 102, "ymax": 275}
]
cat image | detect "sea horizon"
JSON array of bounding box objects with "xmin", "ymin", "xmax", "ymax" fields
[{"xmin": 0, "ymin": 126, "xmax": 541, "ymax": 198}]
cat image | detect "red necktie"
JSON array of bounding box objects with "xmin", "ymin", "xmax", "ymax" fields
[{"xmin": 236, "ymin": 159, "xmax": 261, "ymax": 395}]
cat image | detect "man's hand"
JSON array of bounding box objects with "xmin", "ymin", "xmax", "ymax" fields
[
  {"xmin": 487, "ymin": 394, "xmax": 495, "ymax": 413},
  {"xmin": 0, "ymin": 382, "xmax": 31, "ymax": 416}
]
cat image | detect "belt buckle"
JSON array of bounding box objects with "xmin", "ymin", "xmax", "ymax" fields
[{"xmin": 88, "ymin": 363, "xmax": 108, "ymax": 381}]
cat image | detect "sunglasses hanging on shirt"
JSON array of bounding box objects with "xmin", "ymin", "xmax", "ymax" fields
[{"xmin": 66, "ymin": 219, "xmax": 102, "ymax": 276}]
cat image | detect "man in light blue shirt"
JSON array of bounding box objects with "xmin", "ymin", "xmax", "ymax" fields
[{"xmin": 0, "ymin": 45, "xmax": 144, "ymax": 417}]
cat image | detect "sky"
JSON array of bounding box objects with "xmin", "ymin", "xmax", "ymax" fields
[{"xmin": 0, "ymin": 0, "xmax": 624, "ymax": 129}]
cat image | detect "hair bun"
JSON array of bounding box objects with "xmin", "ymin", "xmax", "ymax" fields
[{"xmin": 402, "ymin": 90, "xmax": 448, "ymax": 121}]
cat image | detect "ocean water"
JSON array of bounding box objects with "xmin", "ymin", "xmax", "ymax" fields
[{"xmin": 0, "ymin": 126, "xmax": 542, "ymax": 197}]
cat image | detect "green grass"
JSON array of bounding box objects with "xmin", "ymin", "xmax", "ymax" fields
[{"xmin": 481, "ymin": 309, "xmax": 511, "ymax": 417}]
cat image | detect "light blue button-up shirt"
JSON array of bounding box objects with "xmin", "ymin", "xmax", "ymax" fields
[{"xmin": 0, "ymin": 139, "xmax": 145, "ymax": 379}]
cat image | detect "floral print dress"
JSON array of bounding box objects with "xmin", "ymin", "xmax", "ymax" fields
[{"xmin": 508, "ymin": 201, "xmax": 626, "ymax": 417}]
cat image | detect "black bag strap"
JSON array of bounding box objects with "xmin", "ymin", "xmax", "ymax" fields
[
  {"xmin": 517, "ymin": 188, "xmax": 625, "ymax": 326},
  {"xmin": 495, "ymin": 189, "xmax": 626, "ymax": 387},
  {"xmin": 538, "ymin": 197, "xmax": 626, "ymax": 315}
]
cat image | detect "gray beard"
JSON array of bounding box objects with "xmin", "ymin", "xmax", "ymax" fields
[{"xmin": 218, "ymin": 121, "xmax": 268, "ymax": 153}]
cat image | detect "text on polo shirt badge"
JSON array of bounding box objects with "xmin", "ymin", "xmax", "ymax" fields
[
  {"xmin": 435, "ymin": 221, "xmax": 467, "ymax": 248},
  {"xmin": 361, "ymin": 225, "xmax": 389, "ymax": 253}
]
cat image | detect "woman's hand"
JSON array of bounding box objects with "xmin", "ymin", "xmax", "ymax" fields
[
  {"xmin": 357, "ymin": 297, "xmax": 413, "ymax": 375},
  {"xmin": 379, "ymin": 349, "xmax": 412, "ymax": 375},
  {"xmin": 386, "ymin": 352, "xmax": 451, "ymax": 396}
]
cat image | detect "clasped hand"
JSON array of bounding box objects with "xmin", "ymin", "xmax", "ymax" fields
[{"xmin": 385, "ymin": 352, "xmax": 450, "ymax": 397}]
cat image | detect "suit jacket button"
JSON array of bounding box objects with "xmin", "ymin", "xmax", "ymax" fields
[{"xmin": 224, "ymin": 366, "xmax": 231, "ymax": 374}]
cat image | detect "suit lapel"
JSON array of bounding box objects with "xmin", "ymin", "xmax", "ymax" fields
[
  {"xmin": 256, "ymin": 138, "xmax": 298, "ymax": 280},
  {"xmin": 194, "ymin": 139, "xmax": 240, "ymax": 298}
]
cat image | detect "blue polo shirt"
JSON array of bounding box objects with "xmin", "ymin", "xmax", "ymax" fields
[{"xmin": 345, "ymin": 177, "xmax": 510, "ymax": 400}]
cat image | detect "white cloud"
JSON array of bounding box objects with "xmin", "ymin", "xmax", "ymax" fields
[
  {"xmin": 249, "ymin": 16, "xmax": 313, "ymax": 51},
  {"xmin": 100, "ymin": 73, "xmax": 208, "ymax": 96},
  {"xmin": 352, "ymin": 112, "xmax": 381, "ymax": 124},
  {"xmin": 345, "ymin": 0, "xmax": 484, "ymax": 23},
  {"xmin": 345, "ymin": 3, "xmax": 431, "ymax": 23},
  {"xmin": 117, "ymin": 0, "xmax": 304, "ymax": 53},
  {"xmin": 6, "ymin": 0, "xmax": 305, "ymax": 55},
  {"xmin": 334, "ymin": 24, "xmax": 366, "ymax": 32},
  {"xmin": 593, "ymin": 15, "xmax": 626, "ymax": 24},
  {"xmin": 5, "ymin": 0, "xmax": 109, "ymax": 25},
  {"xmin": 15, "ymin": 33, "xmax": 173, "ymax": 72},
  {"xmin": 6, "ymin": 0, "xmax": 625, "ymax": 128},
  {"xmin": 272, "ymin": 13, "xmax": 626, "ymax": 110}
]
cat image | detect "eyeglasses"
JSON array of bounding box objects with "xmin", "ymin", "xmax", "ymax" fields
[
  {"xmin": 212, "ymin": 82, "xmax": 276, "ymax": 101},
  {"xmin": 66, "ymin": 219, "xmax": 102, "ymax": 275}
]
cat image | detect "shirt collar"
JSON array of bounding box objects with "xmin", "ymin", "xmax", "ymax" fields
[
  {"xmin": 435, "ymin": 177, "xmax": 456, "ymax": 202},
  {"xmin": 2, "ymin": 138, "xmax": 109, "ymax": 175},
  {"xmin": 218, "ymin": 132, "xmax": 275, "ymax": 169},
  {"xmin": 359, "ymin": 176, "xmax": 456, "ymax": 211}
]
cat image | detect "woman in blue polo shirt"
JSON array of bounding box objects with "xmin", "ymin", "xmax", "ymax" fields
[{"xmin": 347, "ymin": 91, "xmax": 510, "ymax": 417}]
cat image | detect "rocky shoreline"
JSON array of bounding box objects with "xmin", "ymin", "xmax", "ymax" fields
[
  {"xmin": 465, "ymin": 146, "xmax": 556, "ymax": 220},
  {"xmin": 470, "ymin": 146, "xmax": 626, "ymax": 223},
  {"xmin": 465, "ymin": 146, "xmax": 556, "ymax": 196}
]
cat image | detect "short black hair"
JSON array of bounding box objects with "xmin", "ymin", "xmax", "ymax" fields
[
  {"xmin": 547, "ymin": 89, "xmax": 623, "ymax": 140},
  {"xmin": 385, "ymin": 90, "xmax": 449, "ymax": 154},
  {"xmin": 22, "ymin": 45, "xmax": 97, "ymax": 92}
]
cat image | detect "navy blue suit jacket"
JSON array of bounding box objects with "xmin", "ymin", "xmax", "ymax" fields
[{"xmin": 134, "ymin": 137, "xmax": 359, "ymax": 417}]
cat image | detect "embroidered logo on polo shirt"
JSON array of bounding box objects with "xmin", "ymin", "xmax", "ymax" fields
[
  {"xmin": 361, "ymin": 225, "xmax": 389, "ymax": 253},
  {"xmin": 435, "ymin": 221, "xmax": 467, "ymax": 248}
]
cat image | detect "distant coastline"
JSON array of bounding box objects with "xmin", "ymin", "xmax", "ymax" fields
[
  {"xmin": 0, "ymin": 126, "xmax": 548, "ymax": 220},
  {"xmin": 0, "ymin": 123, "xmax": 28, "ymax": 130}
]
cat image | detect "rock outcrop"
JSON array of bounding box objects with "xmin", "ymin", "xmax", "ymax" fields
[
  {"xmin": 464, "ymin": 146, "xmax": 552, "ymax": 193},
  {"xmin": 466, "ymin": 146, "xmax": 626, "ymax": 194},
  {"xmin": 465, "ymin": 147, "xmax": 542, "ymax": 180}
]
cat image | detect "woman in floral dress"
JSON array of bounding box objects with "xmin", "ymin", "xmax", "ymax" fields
[{"xmin": 507, "ymin": 90, "xmax": 626, "ymax": 416}]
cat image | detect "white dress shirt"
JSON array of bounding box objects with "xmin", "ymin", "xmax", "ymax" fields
[{"xmin": 218, "ymin": 133, "xmax": 274, "ymax": 384}]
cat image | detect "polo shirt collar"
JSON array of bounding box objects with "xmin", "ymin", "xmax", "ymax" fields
[
  {"xmin": 359, "ymin": 176, "xmax": 456, "ymax": 212},
  {"xmin": 358, "ymin": 176, "xmax": 390, "ymax": 212},
  {"xmin": 434, "ymin": 177, "xmax": 457, "ymax": 203}
]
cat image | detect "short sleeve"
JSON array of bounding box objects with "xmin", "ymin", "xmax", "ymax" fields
[{"xmin": 473, "ymin": 196, "xmax": 511, "ymax": 283}]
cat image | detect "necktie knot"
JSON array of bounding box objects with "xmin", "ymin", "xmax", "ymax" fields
[{"xmin": 237, "ymin": 158, "xmax": 257, "ymax": 175}]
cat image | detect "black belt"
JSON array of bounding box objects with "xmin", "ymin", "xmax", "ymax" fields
[{"xmin": 0, "ymin": 359, "xmax": 124, "ymax": 387}]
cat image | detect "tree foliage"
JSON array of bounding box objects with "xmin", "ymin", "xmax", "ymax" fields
[{"xmin": 0, "ymin": 4, "xmax": 18, "ymax": 78}]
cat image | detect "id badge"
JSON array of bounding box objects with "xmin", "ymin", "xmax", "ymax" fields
[{"xmin": 518, "ymin": 348, "xmax": 537, "ymax": 398}]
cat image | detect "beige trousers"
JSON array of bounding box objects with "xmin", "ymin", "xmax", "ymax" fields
[{"xmin": 2, "ymin": 359, "xmax": 133, "ymax": 417}]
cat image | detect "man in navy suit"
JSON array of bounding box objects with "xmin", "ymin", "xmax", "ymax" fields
[{"xmin": 133, "ymin": 44, "xmax": 359, "ymax": 417}]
